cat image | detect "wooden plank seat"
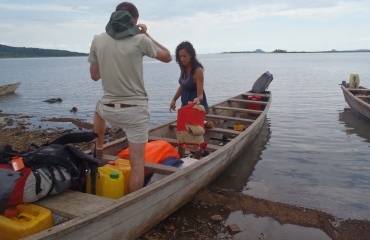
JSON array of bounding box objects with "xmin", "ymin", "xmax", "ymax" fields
[
  {"xmin": 102, "ymin": 154, "xmax": 179, "ymax": 175},
  {"xmin": 206, "ymin": 127, "xmax": 242, "ymax": 135},
  {"xmin": 169, "ymin": 123, "xmax": 241, "ymax": 135},
  {"xmin": 228, "ymin": 98, "xmax": 268, "ymax": 105},
  {"xmin": 356, "ymin": 95, "xmax": 370, "ymax": 99},
  {"xmin": 36, "ymin": 190, "xmax": 115, "ymax": 219},
  {"xmin": 148, "ymin": 136, "xmax": 221, "ymax": 152},
  {"xmin": 206, "ymin": 114, "xmax": 255, "ymax": 123},
  {"xmin": 241, "ymin": 92, "xmax": 270, "ymax": 97},
  {"xmin": 213, "ymin": 105, "xmax": 263, "ymax": 114}
]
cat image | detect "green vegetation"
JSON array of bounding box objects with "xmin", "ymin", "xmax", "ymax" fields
[{"xmin": 0, "ymin": 44, "xmax": 88, "ymax": 58}]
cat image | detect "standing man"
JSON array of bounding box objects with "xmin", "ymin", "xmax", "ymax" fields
[{"xmin": 88, "ymin": 2, "xmax": 172, "ymax": 193}]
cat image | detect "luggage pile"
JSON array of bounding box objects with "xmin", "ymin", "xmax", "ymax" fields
[{"xmin": 0, "ymin": 132, "xmax": 100, "ymax": 212}]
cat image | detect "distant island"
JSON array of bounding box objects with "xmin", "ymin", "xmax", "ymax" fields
[
  {"xmin": 223, "ymin": 48, "xmax": 370, "ymax": 54},
  {"xmin": 0, "ymin": 44, "xmax": 88, "ymax": 58}
]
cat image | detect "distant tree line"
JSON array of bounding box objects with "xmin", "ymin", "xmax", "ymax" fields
[
  {"xmin": 272, "ymin": 49, "xmax": 287, "ymax": 53},
  {"xmin": 223, "ymin": 48, "xmax": 370, "ymax": 54},
  {"xmin": 0, "ymin": 44, "xmax": 88, "ymax": 58}
]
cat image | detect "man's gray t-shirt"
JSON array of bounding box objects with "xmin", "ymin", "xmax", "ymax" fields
[{"xmin": 88, "ymin": 32, "xmax": 158, "ymax": 106}]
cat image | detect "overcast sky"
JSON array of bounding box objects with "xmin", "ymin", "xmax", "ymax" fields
[{"xmin": 1, "ymin": 0, "xmax": 369, "ymax": 54}]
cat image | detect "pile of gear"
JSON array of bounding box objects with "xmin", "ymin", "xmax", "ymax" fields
[{"xmin": 0, "ymin": 132, "xmax": 100, "ymax": 212}]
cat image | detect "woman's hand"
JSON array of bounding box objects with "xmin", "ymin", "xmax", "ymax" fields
[
  {"xmin": 170, "ymin": 99, "xmax": 177, "ymax": 113},
  {"xmin": 193, "ymin": 98, "xmax": 200, "ymax": 104}
]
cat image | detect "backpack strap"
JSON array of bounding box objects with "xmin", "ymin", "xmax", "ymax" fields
[
  {"xmin": 49, "ymin": 132, "xmax": 97, "ymax": 145},
  {"xmin": 30, "ymin": 167, "xmax": 44, "ymax": 195},
  {"xmin": 66, "ymin": 145, "xmax": 100, "ymax": 195}
]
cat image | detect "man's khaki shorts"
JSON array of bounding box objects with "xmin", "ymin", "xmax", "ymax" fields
[{"xmin": 96, "ymin": 101, "xmax": 150, "ymax": 144}]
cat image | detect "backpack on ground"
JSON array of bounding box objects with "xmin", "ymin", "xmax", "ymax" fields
[{"xmin": 251, "ymin": 71, "xmax": 273, "ymax": 93}]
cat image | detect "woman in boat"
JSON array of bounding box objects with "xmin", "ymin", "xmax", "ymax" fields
[
  {"xmin": 170, "ymin": 41, "xmax": 209, "ymax": 114},
  {"xmin": 170, "ymin": 41, "xmax": 211, "ymax": 159}
]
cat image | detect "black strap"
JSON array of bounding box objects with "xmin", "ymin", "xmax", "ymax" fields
[{"xmin": 31, "ymin": 167, "xmax": 42, "ymax": 195}]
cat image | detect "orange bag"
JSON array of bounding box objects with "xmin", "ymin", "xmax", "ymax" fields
[{"xmin": 117, "ymin": 140, "xmax": 180, "ymax": 165}]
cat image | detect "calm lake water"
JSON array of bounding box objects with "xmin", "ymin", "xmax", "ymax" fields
[{"xmin": 1, "ymin": 53, "xmax": 370, "ymax": 227}]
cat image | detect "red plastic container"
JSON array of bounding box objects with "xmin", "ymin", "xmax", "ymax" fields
[
  {"xmin": 177, "ymin": 102, "xmax": 205, "ymax": 131},
  {"xmin": 247, "ymin": 95, "xmax": 262, "ymax": 113}
]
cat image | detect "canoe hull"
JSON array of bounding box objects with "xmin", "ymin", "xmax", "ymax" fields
[
  {"xmin": 25, "ymin": 90, "xmax": 271, "ymax": 240},
  {"xmin": 341, "ymin": 85, "xmax": 370, "ymax": 120},
  {"xmin": 0, "ymin": 82, "xmax": 21, "ymax": 96}
]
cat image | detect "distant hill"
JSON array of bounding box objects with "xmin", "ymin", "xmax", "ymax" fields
[
  {"xmin": 0, "ymin": 44, "xmax": 88, "ymax": 58},
  {"xmin": 222, "ymin": 48, "xmax": 370, "ymax": 54}
]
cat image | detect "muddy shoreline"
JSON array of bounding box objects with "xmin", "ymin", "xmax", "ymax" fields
[{"xmin": 1, "ymin": 112, "xmax": 369, "ymax": 240}]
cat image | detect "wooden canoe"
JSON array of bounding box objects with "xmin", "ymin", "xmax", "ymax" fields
[
  {"xmin": 341, "ymin": 84, "xmax": 370, "ymax": 120},
  {"xmin": 25, "ymin": 89, "xmax": 271, "ymax": 240},
  {"xmin": 0, "ymin": 82, "xmax": 21, "ymax": 96}
]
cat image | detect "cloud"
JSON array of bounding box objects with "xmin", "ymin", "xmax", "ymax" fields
[
  {"xmin": 0, "ymin": 3, "xmax": 83, "ymax": 12},
  {"xmin": 0, "ymin": 23, "xmax": 12, "ymax": 28},
  {"xmin": 1, "ymin": 1, "xmax": 370, "ymax": 53}
]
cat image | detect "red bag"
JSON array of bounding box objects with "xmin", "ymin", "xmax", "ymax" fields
[
  {"xmin": 176, "ymin": 102, "xmax": 205, "ymax": 132},
  {"xmin": 0, "ymin": 162, "xmax": 55, "ymax": 209},
  {"xmin": 176, "ymin": 103, "xmax": 207, "ymax": 151},
  {"xmin": 0, "ymin": 164, "xmax": 33, "ymax": 208},
  {"xmin": 247, "ymin": 95, "xmax": 262, "ymax": 114}
]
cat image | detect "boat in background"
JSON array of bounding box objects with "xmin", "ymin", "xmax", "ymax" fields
[
  {"xmin": 23, "ymin": 81, "xmax": 271, "ymax": 240},
  {"xmin": 0, "ymin": 82, "xmax": 21, "ymax": 96},
  {"xmin": 341, "ymin": 75, "xmax": 370, "ymax": 120}
]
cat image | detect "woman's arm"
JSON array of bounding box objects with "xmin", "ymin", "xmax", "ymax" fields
[
  {"xmin": 170, "ymin": 85, "xmax": 183, "ymax": 112},
  {"xmin": 193, "ymin": 67, "xmax": 204, "ymax": 103}
]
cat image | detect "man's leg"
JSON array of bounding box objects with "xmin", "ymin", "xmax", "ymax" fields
[{"xmin": 127, "ymin": 141, "xmax": 145, "ymax": 193}]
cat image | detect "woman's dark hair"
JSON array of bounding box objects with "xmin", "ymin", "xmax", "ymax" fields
[
  {"xmin": 116, "ymin": 2, "xmax": 139, "ymax": 19},
  {"xmin": 175, "ymin": 41, "xmax": 204, "ymax": 77}
]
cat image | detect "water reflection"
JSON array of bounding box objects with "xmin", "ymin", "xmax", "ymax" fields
[
  {"xmin": 210, "ymin": 117, "xmax": 271, "ymax": 191},
  {"xmin": 339, "ymin": 108, "xmax": 370, "ymax": 143},
  {"xmin": 224, "ymin": 211, "xmax": 330, "ymax": 240},
  {"xmin": 211, "ymin": 118, "xmax": 331, "ymax": 240},
  {"xmin": 0, "ymin": 91, "xmax": 20, "ymax": 102}
]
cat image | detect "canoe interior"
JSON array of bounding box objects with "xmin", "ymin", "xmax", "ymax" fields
[
  {"xmin": 103, "ymin": 91, "xmax": 270, "ymax": 159},
  {"xmin": 23, "ymin": 90, "xmax": 271, "ymax": 240}
]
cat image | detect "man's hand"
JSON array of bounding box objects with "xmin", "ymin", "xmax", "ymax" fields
[{"xmin": 137, "ymin": 23, "xmax": 147, "ymax": 34}]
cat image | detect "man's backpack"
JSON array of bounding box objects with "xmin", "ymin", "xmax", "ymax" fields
[{"xmin": 0, "ymin": 132, "xmax": 100, "ymax": 211}]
